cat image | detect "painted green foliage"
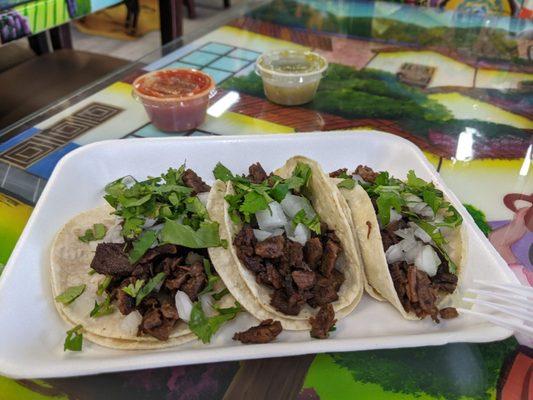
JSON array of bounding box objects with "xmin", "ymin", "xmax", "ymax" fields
[
  {"xmin": 464, "ymin": 204, "xmax": 492, "ymax": 236},
  {"xmin": 327, "ymin": 338, "xmax": 517, "ymax": 400}
]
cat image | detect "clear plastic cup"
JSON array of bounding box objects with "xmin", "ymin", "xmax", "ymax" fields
[
  {"xmin": 255, "ymin": 50, "xmax": 328, "ymax": 106},
  {"xmin": 132, "ymin": 69, "xmax": 216, "ymax": 132}
]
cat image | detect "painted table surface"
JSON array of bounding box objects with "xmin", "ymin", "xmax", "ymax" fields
[
  {"xmin": 0, "ymin": 0, "xmax": 532, "ymax": 398},
  {"xmin": 0, "ymin": 0, "xmax": 121, "ymax": 43}
]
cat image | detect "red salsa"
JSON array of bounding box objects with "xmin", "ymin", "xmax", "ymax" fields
[{"xmin": 135, "ymin": 69, "xmax": 213, "ymax": 99}]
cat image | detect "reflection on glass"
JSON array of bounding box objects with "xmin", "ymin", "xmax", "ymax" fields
[
  {"xmin": 454, "ymin": 127, "xmax": 477, "ymax": 162},
  {"xmin": 207, "ymin": 91, "xmax": 240, "ymax": 118},
  {"xmin": 519, "ymin": 144, "xmax": 531, "ymax": 177}
]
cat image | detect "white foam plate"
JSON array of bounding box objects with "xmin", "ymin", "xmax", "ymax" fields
[{"xmin": 0, "ymin": 131, "xmax": 517, "ymax": 378}]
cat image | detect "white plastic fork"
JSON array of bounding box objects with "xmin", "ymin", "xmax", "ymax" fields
[{"xmin": 459, "ymin": 280, "xmax": 533, "ymax": 336}]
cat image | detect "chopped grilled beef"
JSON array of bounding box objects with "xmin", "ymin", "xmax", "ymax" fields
[
  {"xmin": 257, "ymin": 263, "xmax": 283, "ymax": 289},
  {"xmin": 179, "ymin": 261, "xmax": 206, "ymax": 301},
  {"xmin": 309, "ymin": 304, "xmax": 336, "ymax": 339},
  {"xmin": 233, "ymin": 319, "xmax": 282, "ymax": 344},
  {"xmin": 329, "ymin": 168, "xmax": 348, "ymax": 178},
  {"xmin": 354, "ymin": 165, "xmax": 378, "ymax": 184},
  {"xmin": 286, "ymin": 240, "xmax": 304, "ymax": 267},
  {"xmin": 139, "ymin": 302, "xmax": 179, "ymax": 341},
  {"xmin": 117, "ymin": 278, "xmax": 136, "ymax": 315},
  {"xmin": 439, "ymin": 307, "xmax": 459, "ymax": 319},
  {"xmin": 432, "ymin": 262, "xmax": 458, "ymax": 294},
  {"xmin": 182, "ymin": 169, "xmax": 210, "ymax": 194},
  {"xmin": 331, "ymin": 269, "xmax": 345, "ymax": 291},
  {"xmin": 241, "ymin": 255, "xmax": 265, "ymax": 273},
  {"xmin": 91, "ymin": 243, "xmax": 134, "ymax": 277},
  {"xmin": 160, "ymin": 256, "xmax": 183, "ymax": 276},
  {"xmin": 255, "ymin": 235, "xmax": 285, "ymax": 258},
  {"xmin": 309, "ymin": 276, "xmax": 339, "ymax": 307},
  {"xmin": 164, "ymin": 268, "xmax": 190, "ymax": 291},
  {"xmin": 234, "ymin": 225, "xmax": 256, "ymax": 258},
  {"xmin": 406, "ymin": 265, "xmax": 419, "ymax": 303},
  {"xmin": 321, "ymin": 239, "xmax": 341, "ymax": 277},
  {"xmin": 138, "ymin": 244, "xmax": 178, "ymax": 265},
  {"xmin": 415, "ymin": 270, "xmax": 438, "ymax": 316},
  {"xmin": 248, "ymin": 162, "xmax": 268, "ymax": 184},
  {"xmin": 292, "ymin": 270, "xmax": 316, "ymax": 290},
  {"xmin": 270, "ymin": 290, "xmax": 303, "ymax": 315},
  {"xmin": 304, "ymin": 237, "xmax": 323, "ymax": 269}
]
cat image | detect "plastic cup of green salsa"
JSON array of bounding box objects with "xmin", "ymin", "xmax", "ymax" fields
[{"xmin": 255, "ymin": 49, "xmax": 328, "ymax": 106}]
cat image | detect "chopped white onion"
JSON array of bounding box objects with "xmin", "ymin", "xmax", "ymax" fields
[
  {"xmin": 410, "ymin": 223, "xmax": 432, "ymax": 243},
  {"xmin": 388, "ymin": 209, "xmax": 403, "ymax": 225},
  {"xmin": 149, "ymin": 223, "xmax": 164, "ymax": 234},
  {"xmin": 197, "ymin": 192, "xmax": 209, "ymax": 206},
  {"xmin": 289, "ymin": 223, "xmax": 310, "ymax": 246},
  {"xmin": 200, "ymin": 294, "xmax": 217, "ymax": 317},
  {"xmin": 393, "ymin": 228, "xmax": 413, "ymax": 240},
  {"xmin": 253, "ymin": 228, "xmax": 284, "ymax": 242},
  {"xmin": 103, "ymin": 223, "xmax": 124, "ymax": 243},
  {"xmin": 385, "ymin": 237, "xmax": 423, "ymax": 264},
  {"xmin": 256, "ymin": 202, "xmax": 287, "ymax": 231},
  {"xmin": 119, "ymin": 311, "xmax": 142, "ymax": 335},
  {"xmin": 121, "ymin": 175, "xmax": 137, "ymax": 188},
  {"xmin": 143, "ymin": 218, "xmax": 157, "ymax": 228},
  {"xmin": 280, "ymin": 194, "xmax": 316, "ymax": 219},
  {"xmin": 414, "ymin": 245, "xmax": 441, "ymax": 276},
  {"xmin": 175, "ymin": 291, "xmax": 193, "ymax": 322},
  {"xmin": 352, "ymin": 174, "xmax": 366, "ymax": 184}
]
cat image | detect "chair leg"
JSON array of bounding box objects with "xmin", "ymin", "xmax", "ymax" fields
[
  {"xmin": 50, "ymin": 23, "xmax": 73, "ymax": 50},
  {"xmin": 28, "ymin": 31, "xmax": 50, "ymax": 55},
  {"xmin": 184, "ymin": 0, "xmax": 196, "ymax": 19},
  {"xmin": 159, "ymin": 0, "xmax": 183, "ymax": 45},
  {"xmin": 223, "ymin": 0, "xmax": 230, "ymax": 8}
]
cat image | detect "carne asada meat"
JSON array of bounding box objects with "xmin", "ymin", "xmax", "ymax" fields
[
  {"xmin": 255, "ymin": 235, "xmax": 285, "ymax": 258},
  {"xmin": 139, "ymin": 302, "xmax": 179, "ymax": 341},
  {"xmin": 354, "ymin": 165, "xmax": 378, "ymax": 183},
  {"xmin": 116, "ymin": 278, "xmax": 136, "ymax": 315},
  {"xmin": 233, "ymin": 319, "xmax": 282, "ymax": 344},
  {"xmin": 138, "ymin": 244, "xmax": 178, "ymax": 265},
  {"xmin": 304, "ymin": 238, "xmax": 323, "ymax": 269},
  {"xmin": 179, "ymin": 261, "xmax": 207, "ymax": 301},
  {"xmin": 329, "ymin": 168, "xmax": 348, "ymax": 178},
  {"xmin": 91, "ymin": 243, "xmax": 134, "ymax": 277},
  {"xmin": 439, "ymin": 307, "xmax": 459, "ymax": 320},
  {"xmin": 182, "ymin": 168, "xmax": 210, "ymax": 194},
  {"xmin": 234, "ymin": 221, "xmax": 345, "ymax": 319},
  {"xmin": 248, "ymin": 162, "xmax": 269, "ymax": 184},
  {"xmin": 309, "ymin": 304, "xmax": 336, "ymax": 339}
]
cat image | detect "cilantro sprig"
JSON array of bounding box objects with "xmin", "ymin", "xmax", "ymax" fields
[
  {"xmin": 189, "ymin": 302, "xmax": 243, "ymax": 343},
  {"xmin": 103, "ymin": 165, "xmax": 223, "ymax": 263},
  {"xmin": 78, "ymin": 223, "xmax": 107, "ymax": 243},
  {"xmin": 216, "ymin": 162, "xmax": 317, "ymax": 226},
  {"xmin": 55, "ymin": 284, "xmax": 86, "ymax": 305},
  {"xmin": 292, "ymin": 209, "xmax": 321, "ymax": 234},
  {"xmin": 122, "ymin": 279, "xmax": 144, "ymax": 298},
  {"xmin": 90, "ymin": 296, "xmax": 115, "ymax": 318},
  {"xmin": 64, "ymin": 325, "xmax": 83, "ymax": 352}
]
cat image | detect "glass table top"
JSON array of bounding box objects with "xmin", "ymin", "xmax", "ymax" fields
[{"xmin": 0, "ymin": 0, "xmax": 531, "ymax": 399}]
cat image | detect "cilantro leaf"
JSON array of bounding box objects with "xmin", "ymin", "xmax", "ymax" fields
[
  {"xmin": 270, "ymin": 182, "xmax": 289, "ymax": 202},
  {"xmin": 422, "ymin": 189, "xmax": 443, "ymax": 214},
  {"xmin": 122, "ymin": 279, "xmax": 145, "ymax": 298},
  {"xmin": 293, "ymin": 162, "xmax": 312, "ymax": 188},
  {"xmin": 90, "ymin": 296, "xmax": 115, "ymax": 318},
  {"xmin": 135, "ymin": 272, "xmax": 166, "ymax": 306},
  {"xmin": 337, "ymin": 178, "xmax": 355, "ymax": 190},
  {"xmin": 406, "ymin": 170, "xmax": 427, "ymax": 189},
  {"xmin": 96, "ymin": 276, "xmax": 112, "ymax": 297},
  {"xmin": 212, "ymin": 288, "xmax": 229, "ymax": 301},
  {"xmin": 376, "ymin": 191, "xmax": 404, "ymax": 226},
  {"xmin": 239, "ymin": 191, "xmax": 269, "ymax": 217},
  {"xmin": 185, "ymin": 196, "xmax": 208, "ymax": 219},
  {"xmin": 78, "ymin": 223, "xmax": 107, "ymax": 243},
  {"xmin": 0, "ymin": 263, "xmax": 4, "ymax": 275},
  {"xmin": 161, "ymin": 220, "xmax": 221, "ymax": 248},
  {"xmin": 162, "ymin": 166, "xmax": 186, "ymax": 185},
  {"xmin": 64, "ymin": 325, "xmax": 83, "ymax": 352},
  {"xmin": 213, "ymin": 163, "xmax": 234, "ymax": 182},
  {"xmin": 292, "ymin": 209, "xmax": 321, "ymax": 234},
  {"xmin": 199, "ymin": 259, "xmax": 220, "ymax": 296},
  {"xmin": 189, "ymin": 302, "xmax": 243, "ymax": 343},
  {"xmin": 88, "ymin": 268, "xmax": 96, "ymax": 276},
  {"xmin": 129, "ymin": 230, "xmax": 158, "ymax": 264},
  {"xmin": 374, "ymin": 172, "xmax": 391, "ymax": 186},
  {"xmin": 55, "ymin": 284, "xmax": 86, "ymax": 305},
  {"xmin": 122, "ymin": 217, "xmax": 144, "ymax": 240}
]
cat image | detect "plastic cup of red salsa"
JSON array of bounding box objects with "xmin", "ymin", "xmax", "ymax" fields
[{"xmin": 132, "ymin": 69, "xmax": 215, "ymax": 132}]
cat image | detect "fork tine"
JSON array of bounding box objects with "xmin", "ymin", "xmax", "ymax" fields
[
  {"xmin": 475, "ymin": 280, "xmax": 533, "ymax": 297},
  {"xmin": 463, "ymin": 297, "xmax": 533, "ymax": 320},
  {"xmin": 466, "ymin": 288, "xmax": 533, "ymax": 310},
  {"xmin": 456, "ymin": 308, "xmax": 533, "ymax": 335}
]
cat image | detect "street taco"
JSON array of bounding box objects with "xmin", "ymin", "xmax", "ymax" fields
[
  {"xmin": 329, "ymin": 166, "xmax": 465, "ymax": 321},
  {"xmin": 51, "ymin": 166, "xmax": 241, "ymax": 351},
  {"xmin": 208, "ymin": 156, "xmax": 364, "ymax": 337}
]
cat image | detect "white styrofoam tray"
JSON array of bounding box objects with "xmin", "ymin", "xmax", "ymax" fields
[{"xmin": 0, "ymin": 131, "xmax": 517, "ymax": 378}]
